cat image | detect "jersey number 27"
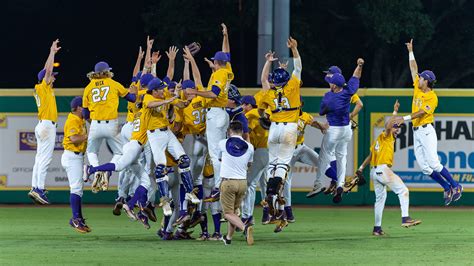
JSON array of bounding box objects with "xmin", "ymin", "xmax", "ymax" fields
[{"xmin": 91, "ymin": 86, "xmax": 110, "ymax": 103}]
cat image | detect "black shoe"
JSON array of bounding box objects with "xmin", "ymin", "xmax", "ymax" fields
[
  {"xmin": 222, "ymin": 235, "xmax": 231, "ymax": 245},
  {"xmin": 333, "ymin": 187, "xmax": 343, "ymax": 204},
  {"xmin": 113, "ymin": 197, "xmax": 124, "ymax": 216}
]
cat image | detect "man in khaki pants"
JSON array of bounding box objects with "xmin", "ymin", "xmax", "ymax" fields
[{"xmin": 219, "ymin": 121, "xmax": 255, "ymax": 245}]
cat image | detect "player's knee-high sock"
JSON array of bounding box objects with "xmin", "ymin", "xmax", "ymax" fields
[
  {"xmin": 127, "ymin": 185, "xmax": 147, "ymax": 209},
  {"xmin": 212, "ymin": 213, "xmax": 221, "ymax": 233},
  {"xmin": 90, "ymin": 163, "xmax": 116, "ymax": 174},
  {"xmin": 163, "ymin": 215, "xmax": 170, "ymax": 229},
  {"xmin": 200, "ymin": 213, "xmax": 208, "ymax": 233},
  {"xmin": 430, "ymin": 172, "xmax": 450, "ymax": 191},
  {"xmin": 327, "ymin": 160, "xmax": 338, "ymax": 182},
  {"xmin": 374, "ymin": 190, "xmax": 387, "ymax": 227},
  {"xmin": 439, "ymin": 167, "xmax": 458, "ymax": 187},
  {"xmin": 178, "ymin": 155, "xmax": 194, "ymax": 193},
  {"xmin": 70, "ymin": 193, "xmax": 82, "ymax": 219}
]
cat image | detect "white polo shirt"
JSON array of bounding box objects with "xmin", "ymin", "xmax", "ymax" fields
[{"xmin": 218, "ymin": 135, "xmax": 254, "ymax": 180}]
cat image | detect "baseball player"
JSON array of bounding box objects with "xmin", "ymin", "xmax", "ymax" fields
[
  {"xmin": 312, "ymin": 58, "xmax": 364, "ymax": 204},
  {"xmin": 393, "ymin": 39, "xmax": 462, "ymax": 206},
  {"xmin": 61, "ymin": 97, "xmax": 90, "ymax": 233},
  {"xmin": 84, "ymin": 93, "xmax": 157, "ymax": 228},
  {"xmin": 307, "ymin": 65, "xmax": 365, "ymax": 196},
  {"xmin": 143, "ymin": 78, "xmax": 200, "ymax": 219},
  {"xmin": 82, "ymin": 61, "xmax": 137, "ymax": 191},
  {"xmin": 185, "ymin": 23, "xmax": 234, "ymax": 201},
  {"xmin": 359, "ymin": 100, "xmax": 421, "ymax": 235},
  {"xmin": 258, "ymin": 37, "xmax": 302, "ymax": 232},
  {"xmin": 28, "ymin": 39, "xmax": 61, "ymax": 205},
  {"xmin": 240, "ymin": 95, "xmax": 270, "ymax": 226}
]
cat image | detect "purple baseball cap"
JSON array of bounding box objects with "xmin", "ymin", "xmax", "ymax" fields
[
  {"xmin": 328, "ymin": 73, "xmax": 346, "ymax": 87},
  {"xmin": 146, "ymin": 77, "xmax": 167, "ymax": 93},
  {"xmin": 37, "ymin": 69, "xmax": 58, "ymax": 82},
  {"xmin": 168, "ymin": 81, "xmax": 178, "ymax": 89},
  {"xmin": 211, "ymin": 51, "xmax": 229, "ymax": 62},
  {"xmin": 418, "ymin": 70, "xmax": 436, "ymax": 82},
  {"xmin": 182, "ymin": 80, "xmax": 196, "ymax": 89},
  {"xmin": 94, "ymin": 61, "xmax": 112, "ymax": 73},
  {"xmin": 323, "ymin": 66, "xmax": 342, "ymax": 75},
  {"xmin": 241, "ymin": 95, "xmax": 256, "ymax": 107},
  {"xmin": 70, "ymin": 96, "xmax": 83, "ymax": 109},
  {"xmin": 140, "ymin": 73, "xmax": 154, "ymax": 87}
]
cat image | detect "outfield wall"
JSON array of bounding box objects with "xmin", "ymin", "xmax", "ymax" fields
[{"xmin": 0, "ymin": 88, "xmax": 473, "ymax": 206}]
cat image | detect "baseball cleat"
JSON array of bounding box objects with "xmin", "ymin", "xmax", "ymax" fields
[
  {"xmin": 185, "ymin": 192, "xmax": 201, "ymax": 204},
  {"xmin": 332, "ymin": 187, "xmax": 344, "ymax": 204},
  {"xmin": 161, "ymin": 231, "xmax": 174, "ymax": 240},
  {"xmin": 444, "ymin": 189, "xmax": 453, "ymax": 206},
  {"xmin": 208, "ymin": 232, "xmax": 223, "ymax": 241},
  {"xmin": 274, "ymin": 219, "xmax": 288, "ymax": 233},
  {"xmin": 100, "ymin": 171, "xmax": 111, "ymax": 191},
  {"xmin": 372, "ymin": 226, "xmax": 385, "ymax": 236},
  {"xmin": 82, "ymin": 165, "xmax": 92, "ymax": 182},
  {"xmin": 137, "ymin": 211, "xmax": 151, "ymax": 230},
  {"xmin": 244, "ymin": 225, "xmax": 254, "ymax": 245},
  {"xmin": 173, "ymin": 230, "xmax": 194, "ymax": 240},
  {"xmin": 452, "ymin": 184, "xmax": 463, "ymax": 202},
  {"xmin": 196, "ymin": 232, "xmax": 210, "ymax": 241},
  {"xmin": 324, "ymin": 181, "xmax": 337, "ymax": 195},
  {"xmin": 141, "ymin": 202, "xmax": 157, "ymax": 222},
  {"xmin": 32, "ymin": 188, "xmax": 50, "ymax": 205},
  {"xmin": 161, "ymin": 201, "xmax": 172, "ymax": 217},
  {"xmin": 91, "ymin": 172, "xmax": 102, "ymax": 194},
  {"xmin": 222, "ymin": 235, "xmax": 231, "ymax": 245},
  {"xmin": 112, "ymin": 197, "xmax": 124, "ymax": 216},
  {"xmin": 401, "ymin": 217, "xmax": 422, "ymax": 228},
  {"xmin": 203, "ymin": 188, "xmax": 220, "ymax": 202},
  {"xmin": 157, "ymin": 228, "xmax": 165, "ymax": 238},
  {"xmin": 28, "ymin": 188, "xmax": 41, "ymax": 204},
  {"xmin": 265, "ymin": 194, "xmax": 278, "ymax": 216},
  {"xmin": 69, "ymin": 218, "xmax": 89, "ymax": 234},
  {"xmin": 122, "ymin": 204, "xmax": 138, "ymax": 221},
  {"xmin": 173, "ymin": 212, "xmax": 191, "ymax": 227},
  {"xmin": 306, "ymin": 183, "xmax": 326, "ymax": 198}
]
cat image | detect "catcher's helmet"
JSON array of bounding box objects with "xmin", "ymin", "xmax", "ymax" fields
[
  {"xmin": 228, "ymin": 84, "xmax": 242, "ymax": 105},
  {"xmin": 271, "ymin": 68, "xmax": 290, "ymax": 87}
]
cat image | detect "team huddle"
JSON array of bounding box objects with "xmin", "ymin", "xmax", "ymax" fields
[{"xmin": 28, "ymin": 24, "xmax": 463, "ymax": 244}]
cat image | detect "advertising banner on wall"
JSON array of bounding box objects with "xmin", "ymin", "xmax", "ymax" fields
[{"xmin": 370, "ymin": 113, "xmax": 474, "ymax": 191}]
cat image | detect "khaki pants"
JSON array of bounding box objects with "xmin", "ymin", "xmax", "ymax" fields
[{"xmin": 220, "ymin": 179, "xmax": 247, "ymax": 214}]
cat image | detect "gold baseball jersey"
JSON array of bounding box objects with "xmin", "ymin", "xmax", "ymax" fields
[
  {"xmin": 62, "ymin": 113, "xmax": 87, "ymax": 153},
  {"xmin": 245, "ymin": 108, "xmax": 268, "ymax": 149},
  {"xmin": 34, "ymin": 79, "xmax": 58, "ymax": 122},
  {"xmin": 370, "ymin": 131, "xmax": 395, "ymax": 167},
  {"xmin": 350, "ymin": 93, "xmax": 361, "ymax": 104},
  {"xmin": 182, "ymin": 96, "xmax": 207, "ymax": 135},
  {"xmin": 130, "ymin": 108, "xmax": 149, "ymax": 145},
  {"xmin": 83, "ymin": 78, "xmax": 129, "ymax": 120},
  {"xmin": 126, "ymin": 83, "xmax": 146, "ymax": 122},
  {"xmin": 260, "ymin": 75, "xmax": 301, "ymax": 123},
  {"xmin": 296, "ymin": 112, "xmax": 314, "ymax": 145},
  {"xmin": 206, "ymin": 63, "xmax": 234, "ymax": 108},
  {"xmin": 143, "ymin": 94, "xmax": 180, "ymax": 130},
  {"xmin": 412, "ymin": 76, "xmax": 438, "ymax": 127}
]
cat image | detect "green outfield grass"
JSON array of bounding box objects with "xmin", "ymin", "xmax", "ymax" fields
[{"xmin": 0, "ymin": 206, "xmax": 472, "ymax": 265}]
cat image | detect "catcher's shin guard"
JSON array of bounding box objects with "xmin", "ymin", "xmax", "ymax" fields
[
  {"xmin": 265, "ymin": 176, "xmax": 284, "ymax": 216},
  {"xmin": 155, "ymin": 165, "xmax": 170, "ymax": 199},
  {"xmin": 178, "ymin": 155, "xmax": 194, "ymax": 193}
]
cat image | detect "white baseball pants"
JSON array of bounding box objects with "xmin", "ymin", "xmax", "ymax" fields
[
  {"xmin": 413, "ymin": 124, "xmax": 443, "ymax": 175},
  {"xmin": 371, "ymin": 164, "xmax": 409, "ymax": 227},
  {"xmin": 148, "ymin": 129, "xmax": 186, "ymax": 165},
  {"xmin": 205, "ymin": 107, "xmax": 229, "ymax": 189},
  {"xmin": 32, "ymin": 120, "xmax": 56, "ymax": 189},
  {"xmin": 86, "ymin": 119, "xmax": 123, "ymax": 167},
  {"xmin": 267, "ymin": 122, "xmax": 298, "ymax": 179},
  {"xmin": 61, "ymin": 150, "xmax": 84, "ymax": 197}
]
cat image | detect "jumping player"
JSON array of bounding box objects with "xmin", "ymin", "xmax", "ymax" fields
[
  {"xmin": 258, "ymin": 37, "xmax": 302, "ymax": 232},
  {"xmin": 393, "ymin": 39, "xmax": 462, "ymax": 205},
  {"xmin": 358, "ymin": 100, "xmax": 421, "ymax": 235},
  {"xmin": 29, "ymin": 39, "xmax": 61, "ymax": 205},
  {"xmin": 61, "ymin": 97, "xmax": 90, "ymax": 233}
]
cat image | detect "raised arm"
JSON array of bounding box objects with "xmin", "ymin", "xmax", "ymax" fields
[
  {"xmin": 221, "ymin": 23, "xmax": 230, "ymax": 53},
  {"xmin": 133, "ymin": 46, "xmax": 144, "ymax": 78},
  {"xmin": 352, "ymin": 58, "xmax": 364, "ymax": 79},
  {"xmin": 183, "ymin": 59, "xmax": 190, "ymax": 81},
  {"xmin": 166, "ymin": 46, "xmax": 179, "ymax": 81},
  {"xmin": 406, "ymin": 39, "xmax": 418, "ymax": 83},
  {"xmin": 143, "ymin": 36, "xmax": 154, "ymax": 74},
  {"xmin": 44, "ymin": 39, "xmax": 61, "ymax": 84},
  {"xmin": 287, "ymin": 37, "xmax": 301, "ymax": 80},
  {"xmin": 261, "ymin": 51, "xmax": 278, "ymax": 89},
  {"xmin": 183, "ymin": 46, "xmax": 203, "ymax": 87},
  {"xmin": 151, "ymin": 51, "xmax": 161, "ymax": 77}
]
